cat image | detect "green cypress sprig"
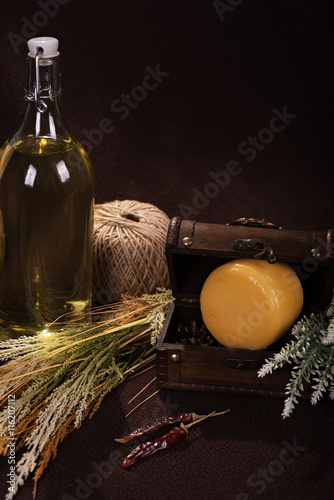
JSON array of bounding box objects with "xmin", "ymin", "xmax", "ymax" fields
[{"xmin": 258, "ymin": 290, "xmax": 334, "ymax": 417}]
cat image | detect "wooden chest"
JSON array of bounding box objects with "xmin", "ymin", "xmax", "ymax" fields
[{"xmin": 156, "ymin": 217, "xmax": 334, "ymax": 398}]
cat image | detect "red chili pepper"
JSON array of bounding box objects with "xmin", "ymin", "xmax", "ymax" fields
[
  {"xmin": 121, "ymin": 409, "xmax": 230, "ymax": 467},
  {"xmin": 122, "ymin": 425, "xmax": 187, "ymax": 467},
  {"xmin": 115, "ymin": 412, "xmax": 193, "ymax": 443}
]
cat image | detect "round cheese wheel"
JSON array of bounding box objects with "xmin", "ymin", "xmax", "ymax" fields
[{"xmin": 200, "ymin": 259, "xmax": 303, "ymax": 350}]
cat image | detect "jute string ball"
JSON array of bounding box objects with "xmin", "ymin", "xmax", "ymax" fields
[{"xmin": 93, "ymin": 200, "xmax": 171, "ymax": 303}]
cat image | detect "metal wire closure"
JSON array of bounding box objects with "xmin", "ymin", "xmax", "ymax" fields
[{"xmin": 35, "ymin": 47, "xmax": 47, "ymax": 113}]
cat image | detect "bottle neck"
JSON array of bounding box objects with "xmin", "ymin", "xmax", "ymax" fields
[
  {"xmin": 25, "ymin": 53, "xmax": 62, "ymax": 102},
  {"xmin": 10, "ymin": 53, "xmax": 74, "ymax": 149}
]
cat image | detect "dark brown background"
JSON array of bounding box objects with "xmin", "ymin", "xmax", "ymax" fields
[
  {"xmin": 0, "ymin": 1, "xmax": 334, "ymax": 499},
  {"xmin": 1, "ymin": 0, "xmax": 334, "ymax": 229}
]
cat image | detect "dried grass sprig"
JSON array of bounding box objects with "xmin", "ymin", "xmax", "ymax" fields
[{"xmin": 0, "ymin": 288, "xmax": 172, "ymax": 499}]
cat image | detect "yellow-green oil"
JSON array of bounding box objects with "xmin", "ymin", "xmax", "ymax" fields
[{"xmin": 0, "ymin": 136, "xmax": 94, "ymax": 338}]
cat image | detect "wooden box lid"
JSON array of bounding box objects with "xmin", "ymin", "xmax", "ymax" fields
[{"xmin": 166, "ymin": 217, "xmax": 334, "ymax": 312}]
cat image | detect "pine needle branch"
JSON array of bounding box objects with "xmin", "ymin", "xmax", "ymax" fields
[{"xmin": 258, "ymin": 289, "xmax": 334, "ymax": 418}]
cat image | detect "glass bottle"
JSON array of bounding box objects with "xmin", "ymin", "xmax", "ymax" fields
[{"xmin": 0, "ymin": 37, "xmax": 94, "ymax": 339}]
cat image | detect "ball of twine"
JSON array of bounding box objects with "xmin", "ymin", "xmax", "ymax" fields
[{"xmin": 93, "ymin": 200, "xmax": 171, "ymax": 303}]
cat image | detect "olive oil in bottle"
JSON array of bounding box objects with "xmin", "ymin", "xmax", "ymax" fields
[{"xmin": 0, "ymin": 37, "xmax": 94, "ymax": 339}]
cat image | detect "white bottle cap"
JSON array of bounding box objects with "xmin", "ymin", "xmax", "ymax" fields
[{"xmin": 27, "ymin": 37, "xmax": 59, "ymax": 57}]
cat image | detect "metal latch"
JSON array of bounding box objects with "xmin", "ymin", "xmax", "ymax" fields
[
  {"xmin": 228, "ymin": 217, "xmax": 282, "ymax": 264},
  {"xmin": 233, "ymin": 238, "xmax": 277, "ymax": 263},
  {"xmin": 224, "ymin": 358, "xmax": 259, "ymax": 370}
]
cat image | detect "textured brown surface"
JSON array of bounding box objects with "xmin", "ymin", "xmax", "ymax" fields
[
  {"xmin": 1, "ymin": 1, "xmax": 334, "ymax": 230},
  {"xmin": 0, "ymin": 1, "xmax": 334, "ymax": 499}
]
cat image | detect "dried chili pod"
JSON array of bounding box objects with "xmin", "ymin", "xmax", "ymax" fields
[
  {"xmin": 115, "ymin": 412, "xmax": 192, "ymax": 443},
  {"xmin": 121, "ymin": 409, "xmax": 230, "ymax": 467},
  {"xmin": 115, "ymin": 411, "xmax": 215, "ymax": 444},
  {"xmin": 122, "ymin": 425, "xmax": 187, "ymax": 467}
]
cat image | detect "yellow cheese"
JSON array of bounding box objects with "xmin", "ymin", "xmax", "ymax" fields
[{"xmin": 200, "ymin": 259, "xmax": 303, "ymax": 350}]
